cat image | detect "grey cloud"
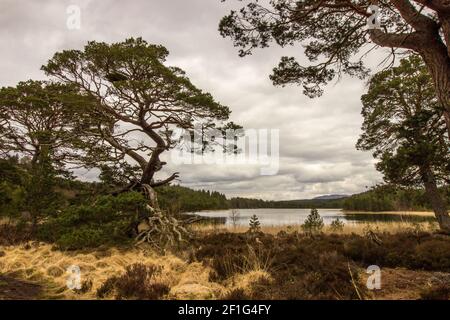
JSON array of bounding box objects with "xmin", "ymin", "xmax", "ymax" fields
[{"xmin": 0, "ymin": 0, "xmax": 385, "ymax": 200}]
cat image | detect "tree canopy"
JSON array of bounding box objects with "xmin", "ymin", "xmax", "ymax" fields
[
  {"xmin": 0, "ymin": 80, "xmax": 93, "ymax": 172},
  {"xmin": 357, "ymin": 55, "xmax": 450, "ymax": 230},
  {"xmin": 42, "ymin": 37, "xmax": 235, "ymax": 188},
  {"xmin": 219, "ymin": 0, "xmax": 450, "ymax": 137}
]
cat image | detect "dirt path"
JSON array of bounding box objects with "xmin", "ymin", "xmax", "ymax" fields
[
  {"xmin": 0, "ymin": 275, "xmax": 42, "ymax": 300},
  {"xmin": 361, "ymin": 268, "xmax": 450, "ymax": 300}
]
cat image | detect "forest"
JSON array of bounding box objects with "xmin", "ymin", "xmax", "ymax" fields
[{"xmin": 231, "ymin": 185, "xmax": 450, "ymax": 212}]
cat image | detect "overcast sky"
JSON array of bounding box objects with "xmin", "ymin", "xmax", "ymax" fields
[{"xmin": 0, "ymin": 0, "xmax": 388, "ymax": 200}]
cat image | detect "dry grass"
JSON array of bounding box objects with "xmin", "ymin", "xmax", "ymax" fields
[
  {"xmin": 193, "ymin": 220, "xmax": 438, "ymax": 236},
  {"xmin": 0, "ymin": 243, "xmax": 224, "ymax": 299},
  {"xmin": 0, "ymin": 242, "xmax": 285, "ymax": 300},
  {"xmin": 0, "ymin": 217, "xmax": 447, "ymax": 300},
  {"xmin": 0, "ymin": 218, "xmax": 12, "ymax": 225}
]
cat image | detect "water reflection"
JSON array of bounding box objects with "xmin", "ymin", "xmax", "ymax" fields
[{"xmin": 188, "ymin": 208, "xmax": 435, "ymax": 227}]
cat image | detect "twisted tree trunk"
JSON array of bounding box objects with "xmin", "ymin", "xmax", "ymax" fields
[
  {"xmin": 369, "ymin": 4, "xmax": 450, "ymax": 141},
  {"xmin": 421, "ymin": 166, "xmax": 450, "ymax": 233},
  {"xmin": 420, "ymin": 43, "xmax": 450, "ymax": 140}
]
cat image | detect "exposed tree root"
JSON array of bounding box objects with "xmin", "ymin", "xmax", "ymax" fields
[
  {"xmin": 134, "ymin": 184, "xmax": 197, "ymax": 250},
  {"xmin": 135, "ymin": 209, "xmax": 192, "ymax": 249}
]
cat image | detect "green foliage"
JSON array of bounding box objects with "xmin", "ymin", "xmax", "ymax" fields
[
  {"xmin": 0, "ymin": 182, "xmax": 25, "ymax": 219},
  {"xmin": 37, "ymin": 192, "xmax": 148, "ymax": 250},
  {"xmin": 0, "ymin": 80, "xmax": 93, "ymax": 172},
  {"xmin": 357, "ymin": 55, "xmax": 449, "ymax": 189},
  {"xmin": 0, "ymin": 158, "xmax": 26, "ymax": 219},
  {"xmin": 24, "ymin": 151, "xmax": 64, "ymax": 226},
  {"xmin": 355, "ymin": 55, "xmax": 449, "ymax": 230},
  {"xmin": 248, "ymin": 214, "xmax": 261, "ymax": 233},
  {"xmin": 219, "ymin": 1, "xmax": 415, "ymax": 97},
  {"xmin": 56, "ymin": 227, "xmax": 107, "ymax": 250},
  {"xmin": 330, "ymin": 218, "xmax": 345, "ymax": 233},
  {"xmin": 0, "ymin": 156, "xmax": 64, "ymax": 227},
  {"xmin": 301, "ymin": 208, "xmax": 324, "ymax": 235},
  {"xmin": 42, "ymin": 37, "xmax": 238, "ymax": 185},
  {"xmin": 343, "ymin": 184, "xmax": 450, "ymax": 212}
]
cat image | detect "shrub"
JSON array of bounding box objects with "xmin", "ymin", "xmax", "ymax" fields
[
  {"xmin": 74, "ymin": 279, "xmax": 93, "ymax": 294},
  {"xmin": 37, "ymin": 192, "xmax": 149, "ymax": 249},
  {"xmin": 342, "ymin": 237, "xmax": 386, "ymax": 265},
  {"xmin": 209, "ymin": 251, "xmax": 245, "ymax": 281},
  {"xmin": 329, "ymin": 218, "xmax": 345, "ymax": 233},
  {"xmin": 301, "ymin": 208, "xmax": 324, "ymax": 235},
  {"xmin": 195, "ymin": 231, "xmax": 450, "ymax": 299},
  {"xmin": 56, "ymin": 227, "xmax": 107, "ymax": 250},
  {"xmin": 341, "ymin": 233, "xmax": 450, "ymax": 271},
  {"xmin": 248, "ymin": 215, "xmax": 261, "ymax": 233},
  {"xmin": 0, "ymin": 223, "xmax": 32, "ymax": 245},
  {"xmin": 208, "ymin": 245, "xmax": 273, "ymax": 281},
  {"xmin": 420, "ymin": 283, "xmax": 450, "ymax": 300},
  {"xmin": 0, "ymin": 181, "xmax": 26, "ymax": 220},
  {"xmin": 222, "ymin": 288, "xmax": 249, "ymax": 300},
  {"xmin": 196, "ymin": 233, "xmax": 365, "ymax": 299},
  {"xmin": 414, "ymin": 239, "xmax": 450, "ymax": 270},
  {"xmin": 96, "ymin": 263, "xmax": 170, "ymax": 300}
]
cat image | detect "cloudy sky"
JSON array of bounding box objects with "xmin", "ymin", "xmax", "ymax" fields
[{"xmin": 0, "ymin": 0, "xmax": 388, "ymax": 200}]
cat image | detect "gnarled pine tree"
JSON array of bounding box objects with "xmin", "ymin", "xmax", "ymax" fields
[
  {"xmin": 42, "ymin": 38, "xmax": 235, "ymax": 192},
  {"xmin": 0, "ymin": 80, "xmax": 92, "ymax": 170},
  {"xmin": 220, "ymin": 0, "xmax": 450, "ymax": 139},
  {"xmin": 357, "ymin": 55, "xmax": 450, "ymax": 232},
  {"xmin": 42, "ymin": 38, "xmax": 237, "ymax": 246}
]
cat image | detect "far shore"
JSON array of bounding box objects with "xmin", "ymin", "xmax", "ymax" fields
[
  {"xmin": 186, "ymin": 208, "xmax": 437, "ymax": 216},
  {"xmin": 342, "ymin": 210, "xmax": 435, "ymax": 216}
]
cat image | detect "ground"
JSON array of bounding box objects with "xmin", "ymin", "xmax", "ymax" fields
[
  {"xmin": 361, "ymin": 268, "xmax": 450, "ymax": 300},
  {"xmin": 1, "ymin": 225, "xmax": 449, "ymax": 300},
  {"xmin": 0, "ymin": 275, "xmax": 42, "ymax": 299}
]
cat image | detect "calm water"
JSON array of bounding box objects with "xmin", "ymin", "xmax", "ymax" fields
[{"xmin": 189, "ymin": 208, "xmax": 435, "ymax": 227}]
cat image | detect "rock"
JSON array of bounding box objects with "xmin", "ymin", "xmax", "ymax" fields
[{"xmin": 0, "ymin": 251, "xmax": 5, "ymax": 257}]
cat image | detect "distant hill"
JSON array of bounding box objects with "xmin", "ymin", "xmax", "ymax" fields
[{"xmin": 313, "ymin": 194, "xmax": 349, "ymax": 200}]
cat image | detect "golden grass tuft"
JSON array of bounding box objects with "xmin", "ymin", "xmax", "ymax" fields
[
  {"xmin": 192, "ymin": 220, "xmax": 437, "ymax": 236},
  {"xmin": 0, "ymin": 243, "xmax": 225, "ymax": 299}
]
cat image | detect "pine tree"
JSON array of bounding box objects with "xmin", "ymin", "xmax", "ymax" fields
[
  {"xmin": 248, "ymin": 214, "xmax": 261, "ymax": 233},
  {"xmin": 330, "ymin": 218, "xmax": 345, "ymax": 233},
  {"xmin": 302, "ymin": 208, "xmax": 324, "ymax": 235},
  {"xmin": 24, "ymin": 146, "xmax": 61, "ymax": 232}
]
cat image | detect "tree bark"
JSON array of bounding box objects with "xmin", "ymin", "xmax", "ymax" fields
[
  {"xmin": 420, "ymin": 166, "xmax": 450, "ymax": 232},
  {"xmin": 369, "ymin": 7, "xmax": 450, "ymax": 141},
  {"xmin": 140, "ymin": 122, "xmax": 171, "ymax": 185},
  {"xmin": 419, "ymin": 42, "xmax": 450, "ymax": 140}
]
